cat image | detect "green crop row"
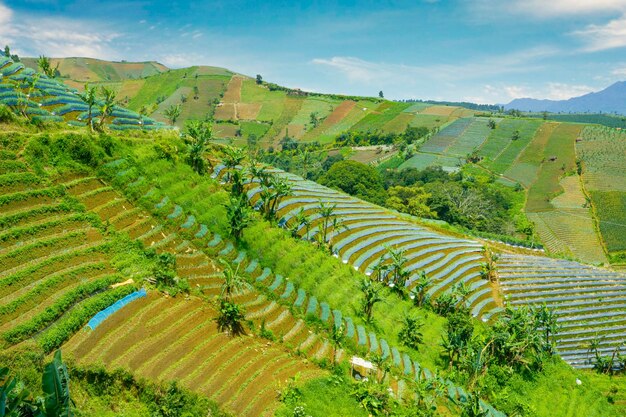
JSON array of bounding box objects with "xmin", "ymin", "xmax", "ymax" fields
[
  {"xmin": 0, "ymin": 262, "xmax": 108, "ymax": 320},
  {"xmin": 0, "ymin": 172, "xmax": 42, "ymax": 188},
  {"xmin": 0, "ymin": 243, "xmax": 112, "ymax": 297},
  {"xmin": 0, "ymin": 198, "xmax": 82, "ymax": 230},
  {"xmin": 2, "ymin": 274, "xmax": 123, "ymax": 346},
  {"xmin": 38, "ymin": 284, "xmax": 137, "ymax": 353},
  {"xmin": 0, "ymin": 185, "xmax": 65, "ymax": 207},
  {"xmin": 0, "ymin": 212, "xmax": 100, "ymax": 244}
]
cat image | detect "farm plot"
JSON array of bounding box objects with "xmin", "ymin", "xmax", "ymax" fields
[
  {"xmin": 577, "ymin": 126, "xmax": 626, "ymax": 260},
  {"xmin": 0, "ymin": 170, "xmax": 139, "ymax": 353},
  {"xmin": 497, "ymin": 253, "xmax": 626, "ymax": 368},
  {"xmin": 444, "ymin": 118, "xmax": 493, "ymax": 157},
  {"xmin": 520, "ymin": 124, "xmax": 604, "ymax": 262},
  {"xmin": 240, "ymin": 79, "xmax": 287, "ymax": 122},
  {"xmin": 64, "ymin": 292, "xmax": 325, "ymax": 417},
  {"xmin": 503, "ymin": 122, "xmax": 558, "ymax": 188},
  {"xmin": 479, "ymin": 119, "xmax": 543, "ymax": 175},
  {"xmin": 590, "ymin": 191, "xmax": 626, "ymax": 254},
  {"xmin": 399, "ymin": 152, "xmax": 462, "ymax": 171},
  {"xmin": 419, "ymin": 117, "xmax": 473, "ymax": 154},
  {"xmin": 350, "ymin": 102, "xmax": 412, "ymax": 133},
  {"xmin": 235, "ymin": 164, "xmax": 495, "ymax": 318},
  {"xmin": 307, "ymin": 100, "xmax": 380, "ymax": 143}
]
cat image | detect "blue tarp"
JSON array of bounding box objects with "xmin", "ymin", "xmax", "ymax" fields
[{"xmin": 86, "ymin": 288, "xmax": 147, "ymax": 330}]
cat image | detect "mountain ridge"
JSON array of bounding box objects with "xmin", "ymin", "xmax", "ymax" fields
[{"xmin": 505, "ymin": 81, "xmax": 626, "ymax": 115}]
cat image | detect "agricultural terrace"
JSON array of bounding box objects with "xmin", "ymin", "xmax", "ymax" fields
[
  {"xmin": 498, "ymin": 254, "xmax": 626, "ymax": 368},
  {"xmin": 0, "ymin": 55, "xmax": 161, "ymax": 130},
  {"xmin": 578, "ymin": 126, "xmax": 626, "ymax": 263},
  {"xmin": 400, "ymin": 117, "xmax": 494, "ymax": 171},
  {"xmin": 520, "ymin": 123, "xmax": 606, "ymax": 264},
  {"xmin": 215, "ymin": 160, "xmax": 626, "ymax": 371},
  {"xmin": 0, "ymin": 129, "xmax": 512, "ymax": 417},
  {"xmin": 4, "ymin": 124, "xmax": 626, "ymax": 416}
]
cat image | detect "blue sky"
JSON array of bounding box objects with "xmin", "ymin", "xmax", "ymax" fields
[{"xmin": 2, "ymin": 0, "xmax": 626, "ymax": 103}]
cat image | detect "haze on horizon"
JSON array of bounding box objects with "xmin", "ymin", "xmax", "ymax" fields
[{"xmin": 2, "ymin": 0, "xmax": 626, "ymax": 104}]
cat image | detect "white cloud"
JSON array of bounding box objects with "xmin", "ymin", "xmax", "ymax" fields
[
  {"xmin": 467, "ymin": 82, "xmax": 595, "ymax": 104},
  {"xmin": 472, "ymin": 0, "xmax": 626, "ymax": 19},
  {"xmin": 572, "ymin": 14, "xmax": 626, "ymax": 51},
  {"xmin": 0, "ymin": 2, "xmax": 121, "ymax": 59},
  {"xmin": 312, "ymin": 47, "xmax": 558, "ymax": 86},
  {"xmin": 612, "ymin": 65, "xmax": 626, "ymax": 76}
]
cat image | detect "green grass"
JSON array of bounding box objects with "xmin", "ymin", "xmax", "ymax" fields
[
  {"xmin": 240, "ymin": 120, "xmax": 270, "ymax": 138},
  {"xmin": 408, "ymin": 113, "xmax": 450, "ymax": 130},
  {"xmin": 590, "ymin": 191, "xmax": 626, "ymax": 253},
  {"xmin": 127, "ymin": 67, "xmax": 198, "ymax": 110},
  {"xmin": 480, "ymin": 119, "xmax": 543, "ymax": 174},
  {"xmin": 350, "ymin": 102, "xmax": 411, "ymax": 132},
  {"xmin": 399, "ymin": 152, "xmax": 462, "ymax": 171},
  {"xmin": 526, "ymin": 123, "xmax": 581, "ymax": 212},
  {"xmin": 316, "ymin": 100, "xmax": 379, "ymax": 141},
  {"xmin": 289, "ymin": 96, "xmax": 339, "ymax": 126},
  {"xmin": 274, "ymin": 376, "xmax": 369, "ymax": 417},
  {"xmin": 240, "ymin": 79, "xmax": 287, "ymax": 122},
  {"xmin": 492, "ymin": 360, "xmax": 623, "ymax": 417}
]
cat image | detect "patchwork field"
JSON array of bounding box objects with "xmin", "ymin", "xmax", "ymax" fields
[{"xmin": 578, "ymin": 126, "xmax": 626, "ymax": 262}]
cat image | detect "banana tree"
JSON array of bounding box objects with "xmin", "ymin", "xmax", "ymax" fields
[{"xmin": 78, "ymin": 84, "xmax": 97, "ymax": 131}]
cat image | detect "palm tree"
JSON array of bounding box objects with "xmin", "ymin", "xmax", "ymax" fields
[
  {"xmin": 370, "ymin": 256, "xmax": 390, "ymax": 283},
  {"xmin": 330, "ymin": 324, "xmax": 345, "ymax": 365},
  {"xmin": 259, "ymin": 176, "xmax": 292, "ymax": 222},
  {"xmin": 224, "ymin": 195, "xmax": 252, "ymax": 241},
  {"xmin": 78, "ymin": 84, "xmax": 97, "ymax": 131},
  {"xmin": 185, "ymin": 120, "xmax": 212, "ymax": 175},
  {"xmin": 369, "ymin": 354, "xmax": 390, "ymax": 384},
  {"xmin": 326, "ymin": 216, "xmax": 346, "ymax": 253},
  {"xmin": 37, "ymin": 55, "xmax": 58, "ymax": 78},
  {"xmin": 387, "ymin": 246, "xmax": 409, "ymax": 294},
  {"xmin": 317, "ymin": 201, "xmax": 337, "ymax": 247},
  {"xmin": 222, "ymin": 145, "xmax": 247, "ymax": 169},
  {"xmin": 290, "ymin": 207, "xmax": 310, "ymax": 238},
  {"xmin": 534, "ymin": 304, "xmax": 559, "ymax": 355},
  {"xmin": 164, "ymin": 103, "xmax": 182, "ymax": 125},
  {"xmin": 219, "ymin": 259, "xmax": 251, "ymax": 301},
  {"xmin": 360, "ymin": 278, "xmax": 384, "ymax": 323},
  {"xmin": 398, "ymin": 314, "xmax": 424, "ymax": 350},
  {"xmin": 410, "ymin": 270, "xmax": 430, "ymax": 307},
  {"xmin": 97, "ymin": 86, "xmax": 116, "ymax": 129}
]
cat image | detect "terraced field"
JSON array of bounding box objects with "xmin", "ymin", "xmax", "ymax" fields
[
  {"xmin": 221, "ymin": 165, "xmax": 498, "ymax": 319},
  {"xmin": 578, "ymin": 126, "xmax": 626, "ymax": 262},
  {"xmin": 479, "ymin": 119, "xmax": 543, "ymax": 174},
  {"xmin": 87, "ymin": 156, "xmax": 506, "ymax": 417},
  {"xmin": 0, "ymin": 165, "xmax": 138, "ymax": 355},
  {"xmin": 518, "ymin": 123, "xmax": 607, "ymax": 264},
  {"xmin": 498, "ymin": 253, "xmax": 626, "ymax": 368},
  {"xmin": 215, "ymin": 161, "xmax": 626, "ymax": 370},
  {"xmin": 0, "ymin": 55, "xmax": 162, "ymax": 129}
]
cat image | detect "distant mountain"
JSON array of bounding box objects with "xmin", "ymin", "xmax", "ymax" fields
[{"xmin": 505, "ymin": 81, "xmax": 626, "ymax": 115}]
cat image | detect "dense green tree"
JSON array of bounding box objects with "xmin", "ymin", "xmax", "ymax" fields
[
  {"xmin": 319, "ymin": 160, "xmax": 387, "ymax": 205},
  {"xmin": 255, "ymin": 74, "xmax": 263, "ymax": 84},
  {"xmin": 385, "ymin": 185, "xmax": 436, "ymax": 218}
]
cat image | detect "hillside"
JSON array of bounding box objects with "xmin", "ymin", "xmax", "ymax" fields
[
  {"xmin": 0, "ymin": 55, "xmax": 163, "ymax": 130},
  {"xmin": 2, "ymin": 118, "xmax": 626, "ymax": 416},
  {"xmin": 36, "ymin": 57, "xmax": 626, "ymax": 268},
  {"xmin": 505, "ymin": 82, "xmax": 626, "ymax": 115}
]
